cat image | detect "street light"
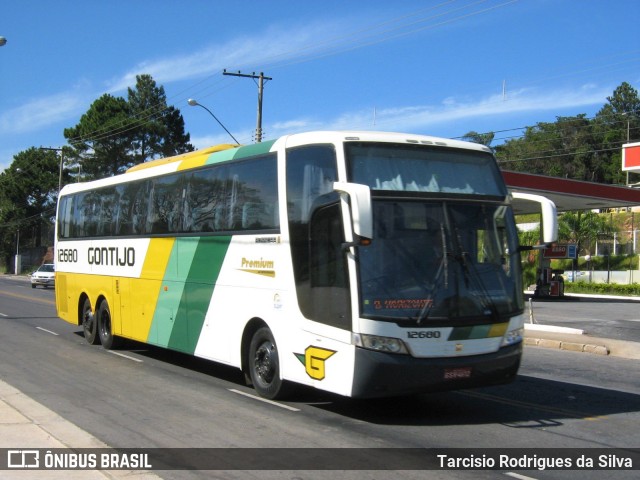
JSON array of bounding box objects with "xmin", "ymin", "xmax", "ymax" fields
[{"xmin": 187, "ymin": 99, "xmax": 239, "ymax": 145}]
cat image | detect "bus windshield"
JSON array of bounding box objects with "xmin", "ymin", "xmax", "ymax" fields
[
  {"xmin": 357, "ymin": 200, "xmax": 523, "ymax": 323},
  {"xmin": 345, "ymin": 142, "xmax": 521, "ymax": 323},
  {"xmin": 346, "ymin": 142, "xmax": 507, "ymax": 197}
]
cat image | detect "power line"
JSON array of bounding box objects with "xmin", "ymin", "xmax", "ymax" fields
[
  {"xmin": 60, "ymin": 1, "xmax": 518, "ymax": 148},
  {"xmin": 496, "ymin": 145, "xmax": 626, "ymax": 165}
]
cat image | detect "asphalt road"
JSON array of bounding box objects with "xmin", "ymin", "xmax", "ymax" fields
[
  {"xmin": 526, "ymin": 294, "xmax": 640, "ymax": 341},
  {"xmin": 1, "ymin": 276, "xmax": 640, "ymax": 480}
]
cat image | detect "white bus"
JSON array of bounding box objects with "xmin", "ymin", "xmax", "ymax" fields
[{"xmin": 55, "ymin": 131, "xmax": 556, "ymax": 399}]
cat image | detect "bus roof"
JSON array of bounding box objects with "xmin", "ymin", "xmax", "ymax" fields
[
  {"xmin": 125, "ymin": 144, "xmax": 237, "ymax": 173},
  {"xmin": 59, "ymin": 131, "xmax": 492, "ymax": 196},
  {"xmin": 280, "ymin": 130, "xmax": 493, "ymax": 153}
]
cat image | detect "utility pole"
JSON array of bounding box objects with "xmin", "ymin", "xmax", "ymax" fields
[{"xmin": 223, "ymin": 70, "xmax": 272, "ymax": 142}]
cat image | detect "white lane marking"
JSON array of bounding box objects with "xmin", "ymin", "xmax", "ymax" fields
[
  {"xmin": 0, "ymin": 312, "xmax": 8, "ymax": 317},
  {"xmin": 36, "ymin": 327, "xmax": 59, "ymax": 336},
  {"xmin": 108, "ymin": 350, "xmax": 144, "ymax": 363},
  {"xmin": 505, "ymin": 472, "xmax": 538, "ymax": 480},
  {"xmin": 229, "ymin": 388, "xmax": 301, "ymax": 412}
]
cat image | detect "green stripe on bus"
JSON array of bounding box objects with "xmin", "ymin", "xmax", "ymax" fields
[
  {"xmin": 448, "ymin": 323, "xmax": 508, "ymax": 341},
  {"xmin": 166, "ymin": 236, "xmax": 231, "ymax": 353},
  {"xmin": 232, "ymin": 140, "xmax": 276, "ymax": 159},
  {"xmin": 149, "ymin": 236, "xmax": 231, "ymax": 353},
  {"xmin": 205, "ymin": 148, "xmax": 237, "ymax": 165},
  {"xmin": 205, "ymin": 140, "xmax": 276, "ymax": 166},
  {"xmin": 147, "ymin": 240, "xmax": 188, "ymax": 346}
]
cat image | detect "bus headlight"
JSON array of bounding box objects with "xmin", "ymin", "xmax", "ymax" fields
[
  {"xmin": 352, "ymin": 333, "xmax": 409, "ymax": 354},
  {"xmin": 501, "ymin": 327, "xmax": 523, "ymax": 346}
]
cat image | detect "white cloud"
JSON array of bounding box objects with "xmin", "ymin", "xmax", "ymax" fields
[
  {"xmin": 315, "ymin": 84, "xmax": 614, "ymax": 134},
  {"xmin": 105, "ymin": 21, "xmax": 346, "ymax": 93},
  {"xmin": 189, "ymin": 127, "xmax": 257, "ymax": 150},
  {"xmin": 0, "ymin": 91, "xmax": 86, "ymax": 135},
  {"xmin": 0, "ymin": 19, "xmax": 351, "ymax": 145}
]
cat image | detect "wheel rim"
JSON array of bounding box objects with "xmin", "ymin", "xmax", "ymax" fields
[
  {"xmin": 99, "ymin": 307, "xmax": 111, "ymax": 339},
  {"xmin": 254, "ymin": 341, "xmax": 276, "ymax": 385},
  {"xmin": 83, "ymin": 304, "xmax": 94, "ymax": 336}
]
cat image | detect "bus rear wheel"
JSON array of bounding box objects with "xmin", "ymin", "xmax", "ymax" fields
[
  {"xmin": 82, "ymin": 298, "xmax": 99, "ymax": 345},
  {"xmin": 248, "ymin": 327, "xmax": 291, "ymax": 400},
  {"xmin": 97, "ymin": 301, "xmax": 121, "ymax": 350}
]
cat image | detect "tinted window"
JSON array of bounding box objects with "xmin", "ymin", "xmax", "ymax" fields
[
  {"xmin": 57, "ymin": 154, "xmax": 278, "ymax": 239},
  {"xmin": 347, "ymin": 143, "xmax": 507, "ymax": 197}
]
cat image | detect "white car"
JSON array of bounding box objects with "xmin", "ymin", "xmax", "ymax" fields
[{"xmin": 31, "ymin": 263, "xmax": 55, "ymax": 289}]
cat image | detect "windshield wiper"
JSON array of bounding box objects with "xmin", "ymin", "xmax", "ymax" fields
[
  {"xmin": 447, "ymin": 205, "xmax": 498, "ymax": 319},
  {"xmin": 414, "ymin": 223, "xmax": 448, "ymax": 325},
  {"xmin": 414, "ymin": 203, "xmax": 499, "ymax": 323}
]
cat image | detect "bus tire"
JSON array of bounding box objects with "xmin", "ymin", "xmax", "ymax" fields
[
  {"xmin": 82, "ymin": 298, "xmax": 99, "ymax": 345},
  {"xmin": 97, "ymin": 301, "xmax": 121, "ymax": 350},
  {"xmin": 248, "ymin": 326, "xmax": 291, "ymax": 400}
]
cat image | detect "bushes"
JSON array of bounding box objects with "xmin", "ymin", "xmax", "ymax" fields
[
  {"xmin": 564, "ymin": 281, "xmax": 640, "ymax": 296},
  {"xmin": 521, "ymin": 261, "xmax": 538, "ymax": 288}
]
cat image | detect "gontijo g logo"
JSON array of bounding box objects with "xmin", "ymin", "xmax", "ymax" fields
[{"xmin": 294, "ymin": 346, "xmax": 336, "ymax": 380}]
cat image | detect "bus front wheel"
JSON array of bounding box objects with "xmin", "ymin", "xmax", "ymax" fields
[
  {"xmin": 248, "ymin": 327, "xmax": 291, "ymax": 400},
  {"xmin": 97, "ymin": 301, "xmax": 121, "ymax": 350},
  {"xmin": 82, "ymin": 298, "xmax": 99, "ymax": 345}
]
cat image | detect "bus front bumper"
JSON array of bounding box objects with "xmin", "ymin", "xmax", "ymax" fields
[{"xmin": 351, "ymin": 342, "xmax": 522, "ymax": 398}]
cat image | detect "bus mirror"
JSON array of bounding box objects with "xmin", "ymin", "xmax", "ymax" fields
[
  {"xmin": 333, "ymin": 182, "xmax": 373, "ymax": 240},
  {"xmin": 511, "ymin": 192, "xmax": 558, "ymax": 245}
]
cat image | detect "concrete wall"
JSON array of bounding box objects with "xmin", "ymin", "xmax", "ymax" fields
[{"xmin": 565, "ymin": 270, "xmax": 640, "ymax": 284}]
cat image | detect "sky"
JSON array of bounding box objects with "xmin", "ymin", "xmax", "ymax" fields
[{"xmin": 1, "ymin": 0, "xmax": 639, "ymax": 172}]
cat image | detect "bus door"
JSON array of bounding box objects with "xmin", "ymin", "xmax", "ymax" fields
[
  {"xmin": 307, "ymin": 198, "xmax": 352, "ymax": 329},
  {"xmin": 115, "ymin": 277, "xmax": 131, "ymax": 337},
  {"xmin": 286, "ymin": 145, "xmax": 356, "ymax": 393},
  {"xmin": 286, "ymin": 144, "xmax": 351, "ymax": 331}
]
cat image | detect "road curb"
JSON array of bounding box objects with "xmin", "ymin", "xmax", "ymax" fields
[
  {"xmin": 524, "ymin": 324, "xmax": 640, "ymax": 360},
  {"xmin": 524, "ymin": 336, "xmax": 609, "ymax": 356}
]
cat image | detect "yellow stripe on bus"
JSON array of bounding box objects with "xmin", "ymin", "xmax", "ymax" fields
[
  {"xmin": 126, "ymin": 144, "xmax": 237, "ymax": 173},
  {"xmin": 127, "ymin": 237, "xmax": 176, "ymax": 341}
]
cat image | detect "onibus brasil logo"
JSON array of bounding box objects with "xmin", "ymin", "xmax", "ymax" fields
[{"xmin": 294, "ymin": 346, "xmax": 336, "ymax": 380}]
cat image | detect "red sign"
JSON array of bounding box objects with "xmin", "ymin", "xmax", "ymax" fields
[
  {"xmin": 622, "ymin": 142, "xmax": 640, "ymax": 172},
  {"xmin": 543, "ymin": 244, "xmax": 577, "ymax": 259}
]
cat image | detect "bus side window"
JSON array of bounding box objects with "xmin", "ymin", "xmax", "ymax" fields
[
  {"xmin": 227, "ymin": 156, "xmax": 278, "ymax": 231},
  {"xmin": 96, "ymin": 187, "xmax": 117, "ymax": 236},
  {"xmin": 83, "ymin": 192, "xmax": 99, "ymax": 237},
  {"xmin": 147, "ymin": 174, "xmax": 183, "ymax": 234},
  {"xmin": 57, "ymin": 196, "xmax": 72, "ymax": 239},
  {"xmin": 131, "ymin": 181, "xmax": 151, "ymax": 234},
  {"xmin": 115, "ymin": 184, "xmax": 130, "ymax": 235}
]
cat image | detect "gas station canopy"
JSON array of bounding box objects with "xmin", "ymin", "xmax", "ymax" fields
[{"xmin": 503, "ymin": 170, "xmax": 640, "ymax": 215}]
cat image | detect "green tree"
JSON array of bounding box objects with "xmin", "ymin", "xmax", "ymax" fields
[
  {"xmin": 461, "ymin": 130, "xmax": 495, "ymax": 147},
  {"xmin": 593, "ymin": 82, "xmax": 640, "ymax": 184},
  {"xmin": 496, "ymin": 115, "xmax": 598, "ymax": 180},
  {"xmin": 495, "ymin": 82, "xmax": 640, "ymax": 184},
  {"xmin": 558, "ymin": 211, "xmax": 615, "ymax": 271},
  {"xmin": 64, "ymin": 75, "xmax": 194, "ymax": 181},
  {"xmin": 495, "ymin": 122, "xmax": 558, "ymax": 175},
  {"xmin": 160, "ymin": 105, "xmax": 193, "ymax": 157},
  {"xmin": 127, "ymin": 74, "xmax": 193, "ymax": 163},
  {"xmin": 64, "ymin": 94, "xmax": 135, "ymax": 179},
  {"xmin": 0, "ymin": 148, "xmax": 59, "ymax": 264}
]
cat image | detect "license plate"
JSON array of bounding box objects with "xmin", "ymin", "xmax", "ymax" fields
[{"xmin": 444, "ymin": 367, "xmax": 472, "ymax": 380}]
